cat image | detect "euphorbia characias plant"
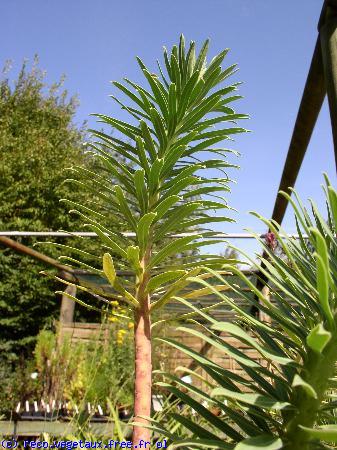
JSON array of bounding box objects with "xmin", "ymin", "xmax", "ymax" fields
[
  {"xmin": 156, "ymin": 177, "xmax": 337, "ymax": 449},
  {"xmin": 54, "ymin": 36, "xmax": 247, "ymax": 444}
]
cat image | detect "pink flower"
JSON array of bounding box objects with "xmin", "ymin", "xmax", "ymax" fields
[{"xmin": 264, "ymin": 232, "xmax": 277, "ymax": 251}]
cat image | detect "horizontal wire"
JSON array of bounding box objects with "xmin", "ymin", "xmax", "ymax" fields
[{"xmin": 0, "ymin": 231, "xmax": 306, "ymax": 239}]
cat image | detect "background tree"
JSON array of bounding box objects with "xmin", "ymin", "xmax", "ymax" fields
[{"xmin": 0, "ymin": 59, "xmax": 104, "ymax": 364}]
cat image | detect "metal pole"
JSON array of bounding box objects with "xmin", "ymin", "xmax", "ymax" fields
[
  {"xmin": 0, "ymin": 231, "xmax": 307, "ymax": 239},
  {"xmin": 320, "ymin": 2, "xmax": 337, "ymax": 172}
]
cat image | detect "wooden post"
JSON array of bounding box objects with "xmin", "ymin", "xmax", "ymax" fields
[
  {"xmin": 59, "ymin": 284, "xmax": 76, "ymax": 324},
  {"xmin": 271, "ymin": 37, "xmax": 326, "ymax": 225},
  {"xmin": 57, "ymin": 281, "xmax": 76, "ymax": 348},
  {"xmin": 253, "ymin": 1, "xmax": 328, "ymax": 319},
  {"xmin": 259, "ymin": 285, "xmax": 272, "ymax": 324},
  {"xmin": 320, "ymin": 2, "xmax": 337, "ymax": 172}
]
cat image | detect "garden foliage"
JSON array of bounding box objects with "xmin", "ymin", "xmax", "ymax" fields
[
  {"xmin": 34, "ymin": 327, "xmax": 134, "ymax": 407},
  {"xmin": 157, "ymin": 178, "xmax": 337, "ymax": 450}
]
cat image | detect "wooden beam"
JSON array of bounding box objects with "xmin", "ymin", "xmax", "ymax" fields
[
  {"xmin": 271, "ymin": 37, "xmax": 326, "ymax": 225},
  {"xmin": 0, "ymin": 236, "xmax": 73, "ymax": 273},
  {"xmin": 253, "ymin": 3, "xmax": 327, "ymax": 317},
  {"xmin": 320, "ymin": 2, "xmax": 337, "ymax": 172}
]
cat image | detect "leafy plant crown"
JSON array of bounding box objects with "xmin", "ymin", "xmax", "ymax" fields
[{"xmin": 56, "ymin": 35, "xmax": 248, "ymax": 318}]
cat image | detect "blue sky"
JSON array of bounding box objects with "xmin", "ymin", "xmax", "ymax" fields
[{"xmin": 1, "ymin": 0, "xmax": 333, "ymax": 259}]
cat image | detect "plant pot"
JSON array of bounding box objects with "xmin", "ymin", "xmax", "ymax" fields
[{"xmin": 118, "ymin": 405, "xmax": 132, "ymax": 421}]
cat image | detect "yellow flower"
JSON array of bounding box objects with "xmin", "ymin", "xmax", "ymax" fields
[
  {"xmin": 128, "ymin": 322, "xmax": 134, "ymax": 329},
  {"xmin": 116, "ymin": 328, "xmax": 127, "ymax": 344}
]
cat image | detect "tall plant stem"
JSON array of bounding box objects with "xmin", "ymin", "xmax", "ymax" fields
[
  {"xmin": 283, "ymin": 326, "xmax": 337, "ymax": 449},
  {"xmin": 132, "ymin": 249, "xmax": 152, "ymax": 446}
]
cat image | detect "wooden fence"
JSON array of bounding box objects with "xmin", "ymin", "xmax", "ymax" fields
[{"xmin": 58, "ymin": 320, "xmax": 264, "ymax": 389}]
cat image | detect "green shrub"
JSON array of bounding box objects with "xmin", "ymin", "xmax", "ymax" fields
[
  {"xmin": 34, "ymin": 326, "xmax": 134, "ymax": 407},
  {"xmin": 0, "ymin": 357, "xmax": 38, "ymax": 413}
]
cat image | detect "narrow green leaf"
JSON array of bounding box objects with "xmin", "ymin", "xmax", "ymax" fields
[
  {"xmin": 168, "ymin": 82, "xmax": 177, "ymax": 134},
  {"xmin": 327, "ymin": 186, "xmax": 337, "ymax": 230},
  {"xmin": 99, "ymin": 156, "xmax": 135, "ymax": 193},
  {"xmin": 299, "ymin": 424, "xmax": 337, "ymax": 442},
  {"xmin": 159, "ymin": 383, "xmax": 243, "ymax": 441},
  {"xmin": 102, "ymin": 253, "xmax": 116, "ymax": 286},
  {"xmin": 55, "ymin": 291, "xmax": 101, "ymax": 312},
  {"xmin": 186, "ymin": 41, "xmax": 196, "ymax": 77},
  {"xmin": 151, "ymin": 268, "xmax": 201, "ymax": 311},
  {"xmin": 168, "ymin": 439, "xmax": 233, "ymax": 449},
  {"xmin": 154, "ymin": 202, "xmax": 201, "ymax": 240},
  {"xmin": 149, "ymin": 106, "xmax": 167, "ymax": 150},
  {"xmin": 179, "ymin": 326, "xmax": 261, "ymax": 369},
  {"xmin": 134, "ymin": 169, "xmax": 148, "ymax": 213},
  {"xmin": 211, "ymin": 322, "xmax": 295, "ymax": 366},
  {"xmin": 169, "ymin": 412, "xmax": 222, "ymax": 441},
  {"xmin": 160, "ymin": 175, "xmax": 199, "ymax": 199},
  {"xmin": 126, "ymin": 245, "xmax": 141, "ymax": 271},
  {"xmin": 178, "ymin": 34, "xmax": 186, "ymax": 74},
  {"xmin": 153, "ymin": 195, "xmax": 180, "ymax": 220},
  {"xmin": 148, "ymin": 158, "xmax": 164, "ymax": 194},
  {"xmin": 315, "ymin": 251, "xmax": 333, "ymax": 326},
  {"xmin": 137, "ymin": 212, "xmax": 157, "ymax": 253},
  {"xmin": 160, "ymin": 163, "xmax": 203, "ymax": 191},
  {"xmin": 149, "ymin": 235, "xmax": 199, "ymax": 268},
  {"xmin": 114, "ymin": 185, "xmax": 137, "ymax": 231},
  {"xmin": 292, "ymin": 374, "xmax": 317, "ymax": 399},
  {"xmin": 177, "ymin": 70, "xmax": 201, "ymax": 118},
  {"xmin": 191, "ymin": 127, "xmax": 247, "ymax": 141},
  {"xmin": 136, "ymin": 136, "xmax": 151, "ymax": 175},
  {"xmin": 112, "ymin": 81, "xmax": 146, "ymax": 111},
  {"xmin": 234, "ymin": 435, "xmax": 283, "ymax": 450},
  {"xmin": 306, "ymin": 323, "xmax": 331, "ymax": 353},
  {"xmin": 170, "ymin": 53, "xmax": 181, "ymax": 94},
  {"xmin": 143, "ymin": 70, "xmax": 169, "ymax": 121},
  {"xmin": 85, "ymin": 224, "xmax": 127, "ymax": 258},
  {"xmin": 156, "ymin": 59, "xmax": 169, "ymax": 88},
  {"xmin": 107, "ymin": 400, "xmax": 126, "ymax": 442},
  {"xmin": 110, "ymin": 94, "xmax": 150, "ymax": 121},
  {"xmin": 163, "ymin": 46, "xmax": 172, "ymax": 79},
  {"xmin": 140, "ymin": 120, "xmax": 157, "ymax": 161},
  {"xmin": 178, "ymin": 94, "xmax": 222, "ymax": 133},
  {"xmin": 203, "ymin": 49, "xmax": 229, "ymax": 80},
  {"xmin": 161, "ymin": 145, "xmax": 187, "ymax": 175},
  {"xmin": 195, "ymin": 39, "xmax": 210, "ymax": 72},
  {"xmin": 212, "ymin": 388, "xmax": 292, "ymax": 411},
  {"xmin": 146, "ymin": 270, "xmax": 185, "ymax": 293},
  {"xmin": 95, "ymin": 114, "xmax": 141, "ymax": 140}
]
